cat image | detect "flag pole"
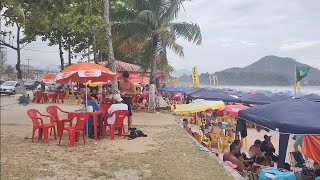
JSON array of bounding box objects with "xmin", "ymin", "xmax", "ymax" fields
[{"xmin": 294, "ymin": 64, "xmax": 296, "ymax": 98}]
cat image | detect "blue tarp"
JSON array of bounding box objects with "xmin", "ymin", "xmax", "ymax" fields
[
  {"xmin": 184, "ymin": 88, "xmax": 204, "ymax": 95},
  {"xmin": 191, "ymin": 90, "xmax": 239, "ymax": 102},
  {"xmin": 300, "ymin": 93, "xmax": 320, "ymax": 102},
  {"xmin": 239, "ymin": 93, "xmax": 278, "ymax": 105},
  {"xmin": 238, "ymin": 99, "xmax": 320, "ymax": 167}
]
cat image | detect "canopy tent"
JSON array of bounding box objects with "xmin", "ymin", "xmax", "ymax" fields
[
  {"xmin": 184, "ymin": 88, "xmax": 205, "ymax": 95},
  {"xmin": 269, "ymin": 93, "xmax": 292, "ymax": 101},
  {"xmin": 238, "ymin": 99, "xmax": 320, "ymax": 167},
  {"xmin": 174, "ymin": 100, "xmax": 225, "ymax": 115},
  {"xmin": 300, "ymin": 93, "xmax": 320, "ymax": 102},
  {"xmin": 161, "ymin": 86, "xmax": 186, "ymax": 93},
  {"xmin": 239, "ymin": 93, "xmax": 278, "ymax": 105},
  {"xmin": 190, "ymin": 90, "xmax": 239, "ymax": 103}
]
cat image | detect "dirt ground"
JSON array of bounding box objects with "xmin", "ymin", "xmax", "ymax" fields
[{"xmin": 0, "ymin": 95, "xmax": 234, "ymax": 180}]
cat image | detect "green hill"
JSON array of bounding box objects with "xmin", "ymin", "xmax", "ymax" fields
[{"xmin": 214, "ymin": 55, "xmax": 320, "ymax": 86}]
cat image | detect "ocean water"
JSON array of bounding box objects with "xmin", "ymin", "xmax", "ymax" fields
[{"xmin": 203, "ymin": 85, "xmax": 320, "ymax": 95}]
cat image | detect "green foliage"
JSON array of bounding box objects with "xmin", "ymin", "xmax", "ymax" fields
[{"xmin": 4, "ymin": 65, "xmax": 15, "ymax": 75}]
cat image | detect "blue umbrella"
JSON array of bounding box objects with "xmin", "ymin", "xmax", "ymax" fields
[{"xmin": 238, "ymin": 99, "xmax": 320, "ymax": 167}]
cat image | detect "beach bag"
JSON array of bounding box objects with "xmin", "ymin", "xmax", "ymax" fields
[
  {"xmin": 128, "ymin": 128, "xmax": 147, "ymax": 139},
  {"xmin": 259, "ymin": 167, "xmax": 296, "ymax": 180}
]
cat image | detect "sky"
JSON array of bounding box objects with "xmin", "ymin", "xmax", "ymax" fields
[{"xmin": 2, "ymin": 0, "xmax": 320, "ymax": 73}]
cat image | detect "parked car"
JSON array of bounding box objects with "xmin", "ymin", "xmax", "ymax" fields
[
  {"xmin": 0, "ymin": 81, "xmax": 22, "ymax": 95},
  {"xmin": 24, "ymin": 80, "xmax": 40, "ymax": 90},
  {"xmin": 0, "ymin": 80, "xmax": 5, "ymax": 85}
]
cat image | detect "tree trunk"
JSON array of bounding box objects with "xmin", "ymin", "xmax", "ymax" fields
[
  {"xmin": 68, "ymin": 37, "xmax": 71, "ymax": 66},
  {"xmin": 58, "ymin": 34, "xmax": 64, "ymax": 71},
  {"xmin": 148, "ymin": 35, "xmax": 158, "ymax": 112},
  {"xmin": 93, "ymin": 32, "xmax": 98, "ymax": 64},
  {"xmin": 15, "ymin": 25, "xmax": 26, "ymax": 96},
  {"xmin": 103, "ymin": 0, "xmax": 118, "ymax": 93}
]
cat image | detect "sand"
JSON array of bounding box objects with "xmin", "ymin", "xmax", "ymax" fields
[{"xmin": 0, "ymin": 94, "xmax": 234, "ymax": 180}]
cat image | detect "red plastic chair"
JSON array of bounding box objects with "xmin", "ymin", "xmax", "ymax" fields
[
  {"xmin": 102, "ymin": 110, "xmax": 128, "ymax": 140},
  {"xmin": 56, "ymin": 92, "xmax": 65, "ymax": 103},
  {"xmin": 35, "ymin": 92, "xmax": 46, "ymax": 103},
  {"xmin": 58, "ymin": 113, "xmax": 91, "ymax": 147},
  {"xmin": 46, "ymin": 106, "xmax": 77, "ymax": 138},
  {"xmin": 27, "ymin": 109, "xmax": 56, "ymax": 143},
  {"xmin": 100, "ymin": 104, "xmax": 112, "ymax": 114}
]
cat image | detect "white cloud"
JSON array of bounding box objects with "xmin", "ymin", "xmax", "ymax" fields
[
  {"xmin": 279, "ymin": 41, "xmax": 320, "ymax": 51},
  {"xmin": 239, "ymin": 40, "xmax": 257, "ymax": 48}
]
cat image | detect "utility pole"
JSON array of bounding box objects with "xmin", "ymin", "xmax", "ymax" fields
[{"xmin": 26, "ymin": 58, "xmax": 31, "ymax": 79}]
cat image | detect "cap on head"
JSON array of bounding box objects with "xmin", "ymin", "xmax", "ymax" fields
[{"xmin": 113, "ymin": 94, "xmax": 123, "ymax": 102}]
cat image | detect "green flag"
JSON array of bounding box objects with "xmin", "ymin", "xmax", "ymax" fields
[{"xmin": 296, "ymin": 67, "xmax": 310, "ymax": 82}]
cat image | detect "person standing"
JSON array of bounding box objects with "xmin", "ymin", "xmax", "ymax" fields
[{"xmin": 119, "ymin": 71, "xmax": 136, "ymax": 131}]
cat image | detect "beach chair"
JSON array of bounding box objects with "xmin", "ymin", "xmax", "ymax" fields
[
  {"xmin": 27, "ymin": 109, "xmax": 56, "ymax": 143},
  {"xmin": 58, "ymin": 113, "xmax": 91, "ymax": 147},
  {"xmin": 220, "ymin": 136, "xmax": 230, "ymax": 153},
  {"xmin": 102, "ymin": 110, "xmax": 128, "ymax": 140},
  {"xmin": 195, "ymin": 134, "xmax": 211, "ymax": 149},
  {"xmin": 209, "ymin": 133, "xmax": 220, "ymax": 149}
]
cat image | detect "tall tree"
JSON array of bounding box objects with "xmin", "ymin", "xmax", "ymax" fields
[
  {"xmin": 113, "ymin": 0, "xmax": 202, "ymax": 111},
  {"xmin": 0, "ymin": 0, "xmax": 33, "ymax": 96},
  {"xmin": 103, "ymin": 0, "xmax": 118, "ymax": 93}
]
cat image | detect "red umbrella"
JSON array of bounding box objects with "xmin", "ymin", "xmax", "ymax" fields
[
  {"xmin": 40, "ymin": 73, "xmax": 56, "ymax": 82},
  {"xmin": 56, "ymin": 62, "xmax": 115, "ymax": 84},
  {"xmin": 216, "ymin": 104, "xmax": 249, "ymax": 117}
]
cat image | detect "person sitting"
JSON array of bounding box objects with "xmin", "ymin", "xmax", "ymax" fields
[
  {"xmin": 81, "ymin": 99, "xmax": 102, "ymax": 139},
  {"xmin": 210, "ymin": 122, "xmax": 224, "ymax": 135},
  {"xmin": 138, "ymin": 97, "xmax": 148, "ymax": 110},
  {"xmin": 90, "ymin": 88, "xmax": 99, "ymax": 100},
  {"xmin": 223, "ymin": 143, "xmax": 246, "ymax": 175},
  {"xmin": 201, "ymin": 124, "xmax": 211, "ymax": 137},
  {"xmin": 260, "ymin": 135, "xmax": 278, "ymax": 162},
  {"xmin": 182, "ymin": 118, "xmax": 191, "ymax": 133},
  {"xmin": 233, "ymin": 139, "xmax": 253, "ymax": 167},
  {"xmin": 249, "ymin": 139, "xmax": 264, "ymax": 158},
  {"xmin": 105, "ymin": 94, "xmax": 128, "ymax": 125}
]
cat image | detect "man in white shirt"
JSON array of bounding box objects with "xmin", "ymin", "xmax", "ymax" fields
[{"xmin": 106, "ymin": 94, "xmax": 128, "ymax": 124}]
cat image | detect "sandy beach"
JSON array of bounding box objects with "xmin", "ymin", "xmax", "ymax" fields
[{"xmin": 0, "ymin": 94, "xmax": 234, "ymax": 180}]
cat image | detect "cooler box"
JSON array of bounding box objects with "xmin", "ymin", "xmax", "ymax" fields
[{"xmin": 259, "ymin": 167, "xmax": 296, "ymax": 180}]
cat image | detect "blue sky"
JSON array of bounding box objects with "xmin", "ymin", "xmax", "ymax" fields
[{"xmin": 3, "ymin": 0, "xmax": 320, "ymax": 73}]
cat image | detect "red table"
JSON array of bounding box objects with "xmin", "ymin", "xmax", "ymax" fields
[
  {"xmin": 68, "ymin": 111, "xmax": 103, "ymax": 141},
  {"xmin": 44, "ymin": 92, "xmax": 56, "ymax": 103}
]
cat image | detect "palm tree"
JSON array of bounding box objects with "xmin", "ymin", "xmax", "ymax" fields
[
  {"xmin": 113, "ymin": 0, "xmax": 202, "ymax": 111},
  {"xmin": 103, "ymin": 0, "xmax": 118, "ymax": 93}
]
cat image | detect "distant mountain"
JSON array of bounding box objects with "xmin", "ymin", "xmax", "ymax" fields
[
  {"xmin": 215, "ymin": 55, "xmax": 320, "ymax": 86},
  {"xmin": 171, "ymin": 68, "xmax": 192, "ymax": 77}
]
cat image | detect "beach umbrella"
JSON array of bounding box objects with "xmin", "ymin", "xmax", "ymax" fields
[
  {"xmin": 56, "ymin": 62, "xmax": 115, "ymax": 84},
  {"xmin": 300, "ymin": 93, "xmax": 320, "ymax": 102},
  {"xmin": 216, "ymin": 104, "xmax": 249, "ymax": 117},
  {"xmin": 174, "ymin": 100, "xmax": 225, "ymax": 115},
  {"xmin": 40, "ymin": 73, "xmax": 56, "ymax": 82},
  {"xmin": 238, "ymin": 98, "xmax": 320, "ymax": 167}
]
